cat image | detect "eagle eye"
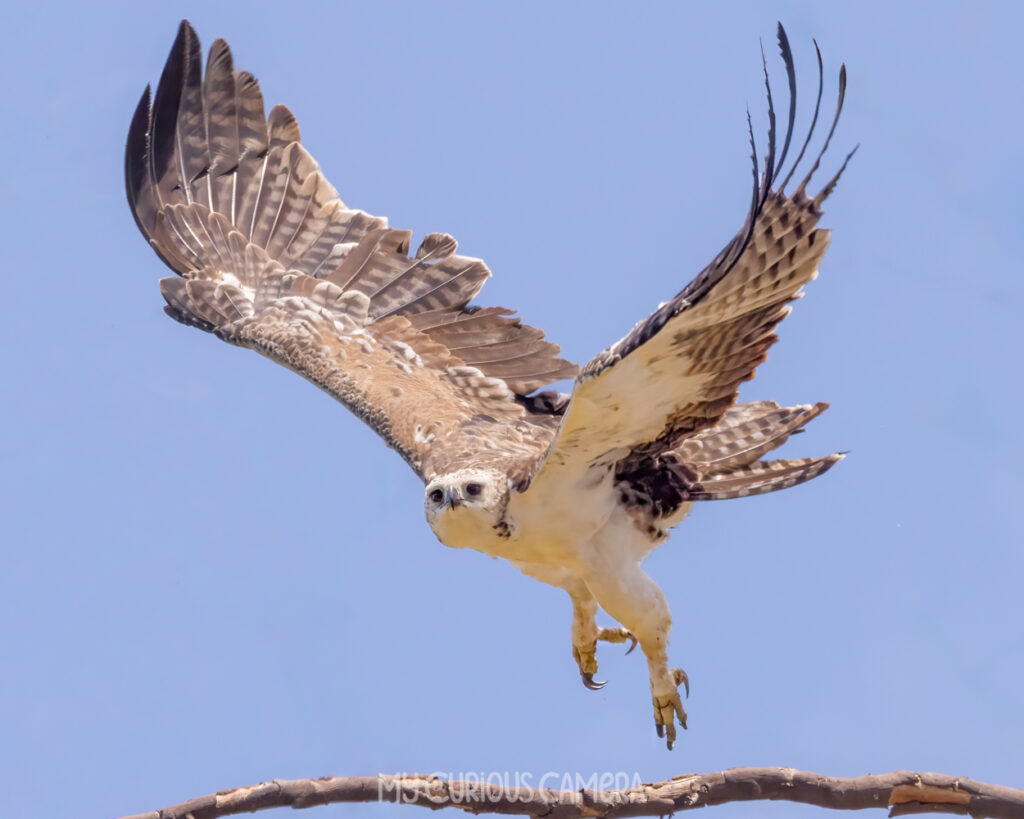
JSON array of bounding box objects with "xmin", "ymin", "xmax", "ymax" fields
[
  {"xmin": 429, "ymin": 488, "xmax": 444, "ymax": 504},
  {"xmin": 465, "ymin": 482, "xmax": 483, "ymax": 497}
]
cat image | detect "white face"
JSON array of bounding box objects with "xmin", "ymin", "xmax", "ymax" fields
[{"xmin": 423, "ymin": 468, "xmax": 507, "ymax": 530}]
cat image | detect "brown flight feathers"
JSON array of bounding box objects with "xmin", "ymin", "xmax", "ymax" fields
[{"xmin": 126, "ymin": 20, "xmax": 576, "ymax": 476}]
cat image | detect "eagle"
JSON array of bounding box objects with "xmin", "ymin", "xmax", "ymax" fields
[{"xmin": 126, "ymin": 20, "xmax": 853, "ymax": 749}]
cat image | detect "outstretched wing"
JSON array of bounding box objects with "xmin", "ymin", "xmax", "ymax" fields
[
  {"xmin": 521, "ymin": 26, "xmax": 853, "ymax": 497},
  {"xmin": 127, "ymin": 21, "xmax": 577, "ymax": 480}
]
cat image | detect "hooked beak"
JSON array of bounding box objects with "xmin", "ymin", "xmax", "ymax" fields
[{"xmin": 445, "ymin": 488, "xmax": 462, "ymax": 508}]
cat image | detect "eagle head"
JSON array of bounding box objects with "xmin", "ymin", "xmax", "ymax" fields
[{"xmin": 423, "ymin": 468, "xmax": 511, "ymax": 548}]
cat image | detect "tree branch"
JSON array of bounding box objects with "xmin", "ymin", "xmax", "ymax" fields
[{"xmin": 119, "ymin": 768, "xmax": 1024, "ymax": 819}]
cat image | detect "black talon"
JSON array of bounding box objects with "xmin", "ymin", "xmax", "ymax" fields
[
  {"xmin": 625, "ymin": 634, "xmax": 637, "ymax": 655},
  {"xmin": 667, "ymin": 739, "xmax": 675, "ymax": 751},
  {"xmin": 656, "ymin": 723, "xmax": 664, "ymax": 738},
  {"xmin": 581, "ymin": 673, "xmax": 606, "ymax": 691},
  {"xmin": 677, "ymin": 669, "xmax": 690, "ymax": 699}
]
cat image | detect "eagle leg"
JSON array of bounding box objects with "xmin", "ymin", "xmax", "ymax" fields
[
  {"xmin": 510, "ymin": 560, "xmax": 638, "ymax": 692},
  {"xmin": 578, "ymin": 547, "xmax": 688, "ymax": 749},
  {"xmin": 568, "ymin": 584, "xmax": 603, "ymax": 688}
]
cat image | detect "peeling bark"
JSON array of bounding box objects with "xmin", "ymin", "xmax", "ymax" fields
[{"xmin": 119, "ymin": 768, "xmax": 1024, "ymax": 819}]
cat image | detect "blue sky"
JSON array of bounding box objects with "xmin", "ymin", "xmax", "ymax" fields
[{"xmin": 2, "ymin": 2, "xmax": 1022, "ymax": 817}]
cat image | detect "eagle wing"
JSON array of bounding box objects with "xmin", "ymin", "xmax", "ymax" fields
[
  {"xmin": 521, "ymin": 27, "xmax": 853, "ymax": 502},
  {"xmin": 127, "ymin": 21, "xmax": 577, "ymax": 480}
]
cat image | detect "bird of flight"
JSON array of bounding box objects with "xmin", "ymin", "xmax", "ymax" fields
[{"xmin": 127, "ymin": 20, "xmax": 853, "ymax": 749}]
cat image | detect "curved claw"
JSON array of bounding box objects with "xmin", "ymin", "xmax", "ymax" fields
[
  {"xmin": 581, "ymin": 673, "xmax": 606, "ymax": 691},
  {"xmin": 625, "ymin": 633, "xmax": 638, "ymax": 655},
  {"xmin": 673, "ymin": 667, "xmax": 690, "ymax": 699}
]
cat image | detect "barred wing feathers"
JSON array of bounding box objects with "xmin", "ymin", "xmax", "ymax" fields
[
  {"xmin": 127, "ymin": 21, "xmax": 576, "ymax": 479},
  {"xmin": 524, "ymin": 26, "xmax": 851, "ymax": 503}
]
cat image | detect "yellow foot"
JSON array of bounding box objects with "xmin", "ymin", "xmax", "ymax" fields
[
  {"xmin": 597, "ymin": 626, "xmax": 638, "ymax": 653},
  {"xmin": 573, "ymin": 628, "xmax": 638, "ymax": 690},
  {"xmin": 652, "ymin": 667, "xmax": 689, "ymax": 749}
]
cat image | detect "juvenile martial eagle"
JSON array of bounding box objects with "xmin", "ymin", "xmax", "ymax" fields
[{"xmin": 126, "ymin": 20, "xmax": 853, "ymax": 748}]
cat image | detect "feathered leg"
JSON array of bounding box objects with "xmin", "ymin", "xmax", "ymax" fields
[{"xmin": 580, "ymin": 519, "xmax": 688, "ymax": 749}]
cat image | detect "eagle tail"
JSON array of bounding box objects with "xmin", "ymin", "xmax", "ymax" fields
[
  {"xmin": 676, "ymin": 401, "xmax": 828, "ymax": 468},
  {"xmin": 687, "ymin": 453, "xmax": 843, "ymax": 501},
  {"xmin": 672, "ymin": 400, "xmax": 842, "ymax": 500}
]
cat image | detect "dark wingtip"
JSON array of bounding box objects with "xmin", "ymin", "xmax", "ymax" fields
[
  {"xmin": 125, "ymin": 84, "xmax": 152, "ymax": 224},
  {"xmin": 779, "ymin": 37, "xmax": 824, "ymax": 193},
  {"xmin": 798, "ymin": 57, "xmax": 848, "ymax": 194},
  {"xmin": 759, "ymin": 39, "xmax": 777, "ymax": 200},
  {"xmin": 772, "ymin": 23, "xmax": 798, "ymax": 185},
  {"xmin": 149, "ymin": 22, "xmax": 192, "ymax": 188},
  {"xmin": 150, "ymin": 20, "xmax": 204, "ymax": 192},
  {"xmin": 745, "ymin": 105, "xmax": 760, "ymax": 227}
]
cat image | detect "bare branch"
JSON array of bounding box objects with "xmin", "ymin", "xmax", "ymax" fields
[{"xmin": 119, "ymin": 768, "xmax": 1024, "ymax": 819}]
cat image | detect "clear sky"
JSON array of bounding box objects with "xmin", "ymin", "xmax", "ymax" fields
[{"xmin": 2, "ymin": 2, "xmax": 1022, "ymax": 818}]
